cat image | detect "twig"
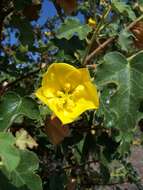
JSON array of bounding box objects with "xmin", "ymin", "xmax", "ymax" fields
[
  {"xmin": 0, "ymin": 60, "xmax": 48, "ymax": 96},
  {"xmin": 0, "ymin": 68, "xmax": 41, "ymax": 95},
  {"xmin": 84, "ymin": 36, "xmax": 115, "ymax": 64},
  {"xmin": 82, "ymin": 5, "xmax": 111, "ymax": 66},
  {"xmin": 63, "ymin": 159, "xmax": 99, "ymax": 171}
]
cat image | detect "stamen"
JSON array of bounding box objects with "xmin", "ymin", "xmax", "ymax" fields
[
  {"xmin": 66, "ymin": 98, "xmax": 75, "ymax": 111},
  {"xmin": 56, "ymin": 83, "xmax": 75, "ymax": 111},
  {"xmin": 64, "ymin": 83, "xmax": 71, "ymax": 93},
  {"xmin": 56, "ymin": 98, "xmax": 65, "ymax": 110},
  {"xmin": 73, "ymin": 85, "xmax": 85, "ymax": 96},
  {"xmin": 57, "ymin": 90, "xmax": 64, "ymax": 97}
]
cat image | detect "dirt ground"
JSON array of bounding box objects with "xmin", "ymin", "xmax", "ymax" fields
[{"xmin": 95, "ymin": 146, "xmax": 143, "ymax": 190}]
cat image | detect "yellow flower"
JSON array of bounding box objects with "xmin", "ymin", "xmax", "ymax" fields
[
  {"xmin": 45, "ymin": 31, "xmax": 53, "ymax": 37},
  {"xmin": 88, "ymin": 18, "xmax": 96, "ymax": 27},
  {"xmin": 35, "ymin": 63, "xmax": 99, "ymax": 124}
]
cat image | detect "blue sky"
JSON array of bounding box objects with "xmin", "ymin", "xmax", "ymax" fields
[
  {"xmin": 37, "ymin": 0, "xmax": 57, "ymax": 26},
  {"xmin": 37, "ymin": 0, "xmax": 84, "ymax": 26},
  {"xmin": 7, "ymin": 0, "xmax": 85, "ymax": 46}
]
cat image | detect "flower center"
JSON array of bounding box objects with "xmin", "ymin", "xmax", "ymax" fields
[
  {"xmin": 56, "ymin": 83, "xmax": 85, "ymax": 112},
  {"xmin": 73, "ymin": 85, "xmax": 85, "ymax": 96},
  {"xmin": 56, "ymin": 83, "xmax": 75, "ymax": 111},
  {"xmin": 64, "ymin": 83, "xmax": 71, "ymax": 93}
]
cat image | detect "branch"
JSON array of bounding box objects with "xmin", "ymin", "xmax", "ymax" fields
[
  {"xmin": 84, "ymin": 36, "xmax": 115, "ymax": 65},
  {"xmin": 0, "ymin": 68, "xmax": 41, "ymax": 96}
]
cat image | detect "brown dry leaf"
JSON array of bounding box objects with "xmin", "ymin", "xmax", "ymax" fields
[
  {"xmin": 15, "ymin": 128, "xmax": 38, "ymax": 150},
  {"xmin": 131, "ymin": 21, "xmax": 143, "ymax": 49},
  {"xmin": 56, "ymin": 0, "xmax": 77, "ymax": 14},
  {"xmin": 45, "ymin": 115, "xmax": 70, "ymax": 145}
]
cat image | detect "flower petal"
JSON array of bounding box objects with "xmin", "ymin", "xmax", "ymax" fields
[
  {"xmin": 79, "ymin": 68, "xmax": 91, "ymax": 82},
  {"xmin": 35, "ymin": 87, "xmax": 55, "ymax": 100},
  {"xmin": 44, "ymin": 63, "xmax": 82, "ymax": 90}
]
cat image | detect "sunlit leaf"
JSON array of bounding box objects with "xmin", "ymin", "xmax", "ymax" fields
[
  {"xmin": 56, "ymin": 18, "xmax": 92, "ymax": 40},
  {"xmin": 112, "ymin": 0, "xmax": 136, "ymax": 20},
  {"xmin": 0, "ymin": 132, "xmax": 20, "ymax": 172},
  {"xmin": 118, "ymin": 29, "xmax": 133, "ymax": 52},
  {"xmin": 96, "ymin": 51, "xmax": 143, "ymax": 152}
]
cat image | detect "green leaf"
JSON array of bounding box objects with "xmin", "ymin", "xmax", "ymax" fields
[
  {"xmin": 96, "ymin": 52, "xmax": 143, "ymax": 149},
  {"xmin": 9, "ymin": 150, "xmax": 42, "ymax": 190},
  {"xmin": 20, "ymin": 97, "xmax": 40, "ymax": 119},
  {"xmin": 138, "ymin": 0, "xmax": 143, "ymax": 11},
  {"xmin": 56, "ymin": 18, "xmax": 92, "ymax": 40},
  {"xmin": 0, "ymin": 171, "xmax": 29, "ymax": 190},
  {"xmin": 0, "ymin": 133, "xmax": 41, "ymax": 189},
  {"xmin": 118, "ymin": 29, "xmax": 133, "ymax": 52},
  {"xmin": 0, "ymin": 92, "xmax": 40, "ymax": 131},
  {"xmin": 0, "ymin": 132, "xmax": 20, "ymax": 172},
  {"xmin": 112, "ymin": 0, "xmax": 136, "ymax": 20}
]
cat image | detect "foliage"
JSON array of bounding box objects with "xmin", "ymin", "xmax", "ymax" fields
[
  {"xmin": 56, "ymin": 18, "xmax": 92, "ymax": 40},
  {"xmin": 1, "ymin": 0, "xmax": 143, "ymax": 189}
]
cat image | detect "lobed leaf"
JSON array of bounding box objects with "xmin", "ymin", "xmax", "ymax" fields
[
  {"xmin": 56, "ymin": 18, "xmax": 92, "ymax": 40},
  {"xmin": 112, "ymin": 0, "xmax": 136, "ymax": 20},
  {"xmin": 96, "ymin": 51, "xmax": 143, "ymax": 152},
  {"xmin": 0, "ymin": 132, "xmax": 20, "ymax": 172},
  {"xmin": 0, "ymin": 92, "xmax": 40, "ymax": 131},
  {"xmin": 6, "ymin": 150, "xmax": 42, "ymax": 190}
]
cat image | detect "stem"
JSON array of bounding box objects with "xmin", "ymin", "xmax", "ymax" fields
[
  {"xmin": 0, "ymin": 66, "xmax": 46, "ymax": 96},
  {"xmin": 82, "ymin": 5, "xmax": 111, "ymax": 66},
  {"xmin": 127, "ymin": 50, "xmax": 143, "ymax": 61},
  {"xmin": 4, "ymin": 69, "xmax": 40, "ymax": 88},
  {"xmin": 85, "ymin": 36, "xmax": 115, "ymax": 64}
]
